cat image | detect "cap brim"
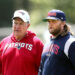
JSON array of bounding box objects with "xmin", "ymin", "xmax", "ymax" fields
[
  {"xmin": 12, "ymin": 15, "xmax": 27, "ymax": 22},
  {"xmin": 43, "ymin": 17, "xmax": 59, "ymax": 22}
]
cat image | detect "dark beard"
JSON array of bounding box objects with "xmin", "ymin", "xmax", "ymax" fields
[{"xmin": 49, "ymin": 27, "xmax": 61, "ymax": 36}]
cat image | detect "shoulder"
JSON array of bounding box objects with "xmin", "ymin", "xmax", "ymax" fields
[
  {"xmin": 65, "ymin": 35, "xmax": 75, "ymax": 47},
  {"xmin": 27, "ymin": 30, "xmax": 43, "ymax": 44},
  {"xmin": 68, "ymin": 35, "xmax": 75, "ymax": 50},
  {"xmin": 43, "ymin": 41, "xmax": 51, "ymax": 53},
  {"xmin": 0, "ymin": 34, "xmax": 11, "ymax": 45},
  {"xmin": 64, "ymin": 35, "xmax": 75, "ymax": 57},
  {"xmin": 33, "ymin": 36, "xmax": 44, "ymax": 46}
]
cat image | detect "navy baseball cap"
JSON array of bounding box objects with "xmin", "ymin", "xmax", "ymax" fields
[{"xmin": 43, "ymin": 9, "xmax": 66, "ymax": 21}]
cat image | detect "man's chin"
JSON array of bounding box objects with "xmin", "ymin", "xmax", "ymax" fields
[
  {"xmin": 14, "ymin": 33, "xmax": 21, "ymax": 37},
  {"xmin": 14, "ymin": 35, "xmax": 22, "ymax": 40},
  {"xmin": 49, "ymin": 30, "xmax": 54, "ymax": 34}
]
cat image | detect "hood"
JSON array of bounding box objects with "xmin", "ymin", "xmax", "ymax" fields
[
  {"xmin": 26, "ymin": 30, "xmax": 36, "ymax": 37},
  {"xmin": 11, "ymin": 30, "xmax": 36, "ymax": 42}
]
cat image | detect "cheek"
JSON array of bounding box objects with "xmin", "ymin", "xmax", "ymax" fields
[
  {"xmin": 22, "ymin": 26, "xmax": 28, "ymax": 32},
  {"xmin": 61, "ymin": 24, "xmax": 64, "ymax": 30},
  {"xmin": 23, "ymin": 26, "xmax": 27, "ymax": 29},
  {"xmin": 48, "ymin": 24, "xmax": 51, "ymax": 29},
  {"xmin": 13, "ymin": 26, "xmax": 17, "ymax": 31}
]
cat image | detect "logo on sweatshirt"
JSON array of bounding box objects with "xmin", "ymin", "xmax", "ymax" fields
[
  {"xmin": 49, "ymin": 44, "xmax": 59, "ymax": 55},
  {"xmin": 4, "ymin": 42, "xmax": 33, "ymax": 51}
]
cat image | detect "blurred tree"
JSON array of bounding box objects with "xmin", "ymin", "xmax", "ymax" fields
[
  {"xmin": 0, "ymin": 0, "xmax": 13, "ymax": 27},
  {"xmin": 53, "ymin": 0, "xmax": 75, "ymax": 24},
  {"xmin": 0, "ymin": 0, "xmax": 31, "ymax": 27},
  {"xmin": 13, "ymin": 0, "xmax": 31, "ymax": 11},
  {"xmin": 0, "ymin": 0, "xmax": 75, "ymax": 27},
  {"xmin": 30, "ymin": 0, "xmax": 75, "ymax": 25},
  {"xmin": 13, "ymin": 0, "xmax": 24, "ymax": 9},
  {"xmin": 30, "ymin": 0, "xmax": 55, "ymax": 25}
]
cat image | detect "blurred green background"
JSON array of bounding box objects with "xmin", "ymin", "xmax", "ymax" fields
[{"xmin": 0, "ymin": 0, "xmax": 75, "ymax": 43}]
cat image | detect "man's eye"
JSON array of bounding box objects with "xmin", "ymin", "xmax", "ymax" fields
[
  {"xmin": 52, "ymin": 21, "xmax": 56, "ymax": 23},
  {"xmin": 14, "ymin": 22, "xmax": 18, "ymax": 24},
  {"xmin": 48, "ymin": 20, "xmax": 58, "ymax": 22},
  {"xmin": 20, "ymin": 23, "xmax": 23, "ymax": 25}
]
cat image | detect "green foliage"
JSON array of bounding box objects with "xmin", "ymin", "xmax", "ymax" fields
[
  {"xmin": 30, "ymin": 0, "xmax": 55, "ymax": 26},
  {"xmin": 0, "ymin": 0, "xmax": 75, "ymax": 27},
  {"xmin": 0, "ymin": 0, "xmax": 13, "ymax": 27},
  {"xmin": 30, "ymin": 0, "xmax": 75, "ymax": 25},
  {"xmin": 52, "ymin": 0, "xmax": 75, "ymax": 23}
]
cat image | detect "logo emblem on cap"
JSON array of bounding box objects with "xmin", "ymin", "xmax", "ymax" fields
[
  {"xmin": 61, "ymin": 17, "xmax": 63, "ymax": 20},
  {"xmin": 19, "ymin": 11, "xmax": 25, "ymax": 15},
  {"xmin": 48, "ymin": 12, "xmax": 56, "ymax": 16}
]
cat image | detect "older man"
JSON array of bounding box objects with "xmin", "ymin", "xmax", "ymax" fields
[{"xmin": 0, "ymin": 9, "xmax": 43, "ymax": 75}]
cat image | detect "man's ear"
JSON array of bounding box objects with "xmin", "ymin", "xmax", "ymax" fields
[
  {"xmin": 61, "ymin": 21, "xmax": 66, "ymax": 30},
  {"xmin": 62, "ymin": 21, "xmax": 66, "ymax": 26},
  {"xmin": 27, "ymin": 24, "xmax": 30, "ymax": 28}
]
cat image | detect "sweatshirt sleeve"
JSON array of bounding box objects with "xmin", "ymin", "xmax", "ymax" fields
[
  {"xmin": 68, "ymin": 41, "xmax": 75, "ymax": 68},
  {"xmin": 33, "ymin": 36, "xmax": 44, "ymax": 74},
  {"xmin": 35, "ymin": 40, "xmax": 44, "ymax": 71},
  {"xmin": 0, "ymin": 43, "xmax": 2, "ymax": 74}
]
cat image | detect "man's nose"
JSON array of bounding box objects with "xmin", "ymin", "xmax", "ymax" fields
[{"xmin": 16, "ymin": 24, "xmax": 21, "ymax": 28}]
